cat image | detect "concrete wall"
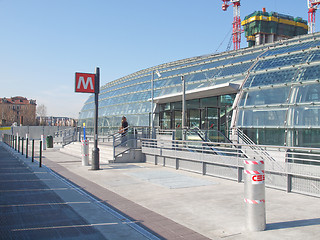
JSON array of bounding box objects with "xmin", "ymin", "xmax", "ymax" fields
[{"xmin": 0, "ymin": 126, "xmax": 73, "ymax": 139}]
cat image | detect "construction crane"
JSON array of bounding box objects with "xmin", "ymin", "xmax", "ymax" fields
[
  {"xmin": 308, "ymin": 0, "xmax": 320, "ymax": 33},
  {"xmin": 222, "ymin": 0, "xmax": 241, "ymax": 50}
]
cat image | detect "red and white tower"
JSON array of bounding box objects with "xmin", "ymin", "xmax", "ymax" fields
[
  {"xmin": 222, "ymin": 0, "xmax": 241, "ymax": 50},
  {"xmin": 308, "ymin": 0, "xmax": 320, "ymax": 33}
]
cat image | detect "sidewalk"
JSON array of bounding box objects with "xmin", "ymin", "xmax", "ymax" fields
[
  {"xmin": 1, "ymin": 142, "xmax": 320, "ymax": 239},
  {"xmin": 0, "ymin": 143, "xmax": 162, "ymax": 240}
]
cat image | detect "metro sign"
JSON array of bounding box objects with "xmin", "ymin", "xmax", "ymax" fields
[
  {"xmin": 251, "ymin": 174, "xmax": 265, "ymax": 184},
  {"xmin": 75, "ymin": 72, "xmax": 96, "ymax": 93}
]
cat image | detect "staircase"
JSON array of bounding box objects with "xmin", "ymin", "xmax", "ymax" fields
[
  {"xmin": 59, "ymin": 142, "xmax": 113, "ymax": 164},
  {"xmin": 230, "ymin": 128, "xmax": 286, "ymax": 167},
  {"xmin": 60, "ymin": 141, "xmax": 144, "ymax": 164}
]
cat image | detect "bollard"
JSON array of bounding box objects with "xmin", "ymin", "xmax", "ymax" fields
[
  {"xmin": 244, "ymin": 158, "xmax": 266, "ymax": 231},
  {"xmin": 32, "ymin": 140, "xmax": 34, "ymax": 162},
  {"xmin": 18, "ymin": 137, "xmax": 20, "ymax": 153},
  {"xmin": 21, "ymin": 138, "xmax": 24, "ymax": 155},
  {"xmin": 16, "ymin": 133, "xmax": 19, "ymax": 151},
  {"xmin": 41, "ymin": 135, "xmax": 46, "ymax": 151},
  {"xmin": 14, "ymin": 136, "xmax": 17, "ymax": 151},
  {"xmin": 26, "ymin": 138, "xmax": 29, "ymax": 158},
  {"xmin": 81, "ymin": 139, "xmax": 89, "ymax": 166},
  {"xmin": 39, "ymin": 141, "xmax": 42, "ymax": 167}
]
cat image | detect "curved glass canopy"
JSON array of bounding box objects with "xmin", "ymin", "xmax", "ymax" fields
[{"xmin": 79, "ymin": 32, "xmax": 320, "ymax": 147}]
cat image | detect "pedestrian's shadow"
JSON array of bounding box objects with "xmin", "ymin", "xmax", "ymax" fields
[{"xmin": 267, "ymin": 218, "xmax": 320, "ymax": 230}]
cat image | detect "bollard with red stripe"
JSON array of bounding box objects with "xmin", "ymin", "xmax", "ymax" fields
[
  {"xmin": 244, "ymin": 157, "xmax": 266, "ymax": 231},
  {"xmin": 81, "ymin": 139, "xmax": 89, "ymax": 166}
]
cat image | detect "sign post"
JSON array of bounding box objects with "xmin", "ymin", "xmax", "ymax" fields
[
  {"xmin": 83, "ymin": 123, "xmax": 86, "ymax": 140},
  {"xmin": 75, "ymin": 68, "xmax": 100, "ymax": 170},
  {"xmin": 92, "ymin": 67, "xmax": 100, "ymax": 170}
]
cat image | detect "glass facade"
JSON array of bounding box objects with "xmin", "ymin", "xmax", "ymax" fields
[{"xmin": 79, "ymin": 32, "xmax": 320, "ymax": 147}]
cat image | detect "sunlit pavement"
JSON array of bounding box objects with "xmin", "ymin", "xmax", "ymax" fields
[{"xmin": 1, "ymin": 142, "xmax": 320, "ymax": 240}]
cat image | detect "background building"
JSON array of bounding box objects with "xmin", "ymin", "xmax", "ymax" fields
[
  {"xmin": 36, "ymin": 116, "xmax": 77, "ymax": 127},
  {"xmin": 0, "ymin": 96, "xmax": 36, "ymax": 126},
  {"xmin": 242, "ymin": 9, "xmax": 308, "ymax": 47}
]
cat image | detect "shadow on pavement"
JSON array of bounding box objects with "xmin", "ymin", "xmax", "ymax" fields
[{"xmin": 267, "ymin": 218, "xmax": 320, "ymax": 230}]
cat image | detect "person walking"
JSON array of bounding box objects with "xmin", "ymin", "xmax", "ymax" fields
[{"xmin": 120, "ymin": 116, "xmax": 128, "ymax": 145}]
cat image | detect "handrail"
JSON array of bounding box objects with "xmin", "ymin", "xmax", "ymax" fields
[
  {"xmin": 142, "ymin": 137, "xmax": 320, "ymax": 154},
  {"xmin": 112, "ymin": 126, "xmax": 151, "ymax": 161},
  {"xmin": 188, "ymin": 127, "xmax": 232, "ymax": 143},
  {"xmin": 231, "ymin": 128, "xmax": 278, "ymax": 162},
  {"xmin": 54, "ymin": 127, "xmax": 78, "ymax": 146},
  {"xmin": 141, "ymin": 138, "xmax": 320, "ymax": 169}
]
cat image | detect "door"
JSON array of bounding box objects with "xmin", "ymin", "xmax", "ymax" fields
[{"xmin": 188, "ymin": 109, "xmax": 201, "ymax": 129}]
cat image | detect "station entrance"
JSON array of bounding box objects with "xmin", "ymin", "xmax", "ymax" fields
[{"xmin": 158, "ymin": 94, "xmax": 235, "ymax": 137}]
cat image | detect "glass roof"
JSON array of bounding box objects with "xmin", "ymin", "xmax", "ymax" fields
[{"xmin": 79, "ymin": 32, "xmax": 320, "ymax": 136}]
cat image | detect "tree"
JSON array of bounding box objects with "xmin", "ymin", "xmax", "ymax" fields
[{"xmin": 37, "ymin": 104, "xmax": 47, "ymax": 126}]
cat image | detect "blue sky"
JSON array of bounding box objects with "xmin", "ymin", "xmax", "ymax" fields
[{"xmin": 0, "ymin": 0, "xmax": 312, "ymax": 118}]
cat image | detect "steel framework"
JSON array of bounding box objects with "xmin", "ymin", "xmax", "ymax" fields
[
  {"xmin": 222, "ymin": 0, "xmax": 241, "ymax": 50},
  {"xmin": 308, "ymin": 0, "xmax": 320, "ymax": 33}
]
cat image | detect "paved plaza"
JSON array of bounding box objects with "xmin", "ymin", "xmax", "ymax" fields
[{"xmin": 0, "ymin": 142, "xmax": 320, "ymax": 239}]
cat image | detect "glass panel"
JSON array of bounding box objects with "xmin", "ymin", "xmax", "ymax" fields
[
  {"xmin": 308, "ymin": 49, "xmax": 320, "ymax": 63},
  {"xmin": 154, "ymin": 113, "xmax": 160, "ymax": 127},
  {"xmin": 287, "ymin": 106, "xmax": 320, "ymax": 127},
  {"xmin": 187, "ymin": 99, "xmax": 200, "ymax": 109},
  {"xmin": 291, "ymin": 129, "xmax": 320, "ymax": 149},
  {"xmin": 200, "ymin": 97, "xmax": 218, "ymax": 108},
  {"xmin": 188, "ymin": 109, "xmax": 200, "ymax": 128},
  {"xmin": 239, "ymin": 92, "xmax": 248, "ymax": 107},
  {"xmin": 220, "ymin": 106, "xmax": 233, "ymax": 135},
  {"xmin": 186, "ymin": 81, "xmax": 211, "ymax": 91},
  {"xmin": 243, "ymin": 87, "xmax": 290, "ymax": 106},
  {"xmin": 160, "ymin": 103, "xmax": 171, "ymax": 111},
  {"xmin": 238, "ymin": 108, "xmax": 287, "ymax": 127},
  {"xmin": 171, "ymin": 102, "xmax": 182, "ymax": 110},
  {"xmin": 174, "ymin": 111, "xmax": 182, "ymax": 129},
  {"xmin": 207, "ymin": 108, "xmax": 219, "ymax": 130},
  {"xmin": 160, "ymin": 111, "xmax": 171, "ymax": 129},
  {"xmin": 291, "ymin": 84, "xmax": 320, "ymax": 104},
  {"xmin": 296, "ymin": 65, "xmax": 320, "ymax": 82},
  {"xmin": 158, "ymin": 85, "xmax": 181, "ymax": 96},
  {"xmin": 254, "ymin": 53, "xmax": 308, "ymax": 71},
  {"xmin": 244, "ymin": 68, "xmax": 298, "ymax": 88},
  {"xmin": 242, "ymin": 128, "xmax": 285, "ymax": 145},
  {"xmin": 220, "ymin": 94, "xmax": 235, "ymax": 106},
  {"xmin": 262, "ymin": 41, "xmax": 320, "ymax": 57}
]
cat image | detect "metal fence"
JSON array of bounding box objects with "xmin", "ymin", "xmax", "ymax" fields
[{"xmin": 141, "ymin": 138, "xmax": 320, "ymax": 198}]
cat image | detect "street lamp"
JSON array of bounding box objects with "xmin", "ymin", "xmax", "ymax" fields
[
  {"xmin": 181, "ymin": 76, "xmax": 186, "ymax": 141},
  {"xmin": 151, "ymin": 69, "xmax": 161, "ymax": 138}
]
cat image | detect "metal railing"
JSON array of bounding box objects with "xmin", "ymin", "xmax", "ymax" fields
[
  {"xmin": 112, "ymin": 127, "xmax": 151, "ymax": 161},
  {"xmin": 53, "ymin": 127, "xmax": 78, "ymax": 146},
  {"xmin": 187, "ymin": 127, "xmax": 232, "ymax": 143},
  {"xmin": 141, "ymin": 138, "xmax": 320, "ymax": 197},
  {"xmin": 229, "ymin": 128, "xmax": 287, "ymax": 174}
]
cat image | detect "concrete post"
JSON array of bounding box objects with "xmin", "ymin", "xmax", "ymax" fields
[
  {"xmin": 81, "ymin": 139, "xmax": 89, "ymax": 166},
  {"xmin": 41, "ymin": 135, "xmax": 46, "ymax": 150},
  {"xmin": 112, "ymin": 135, "xmax": 116, "ymax": 161},
  {"xmin": 244, "ymin": 158, "xmax": 266, "ymax": 231}
]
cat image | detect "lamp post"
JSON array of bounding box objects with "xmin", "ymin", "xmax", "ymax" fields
[
  {"xmin": 181, "ymin": 76, "xmax": 186, "ymax": 141},
  {"xmin": 151, "ymin": 70, "xmax": 161, "ymax": 138}
]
